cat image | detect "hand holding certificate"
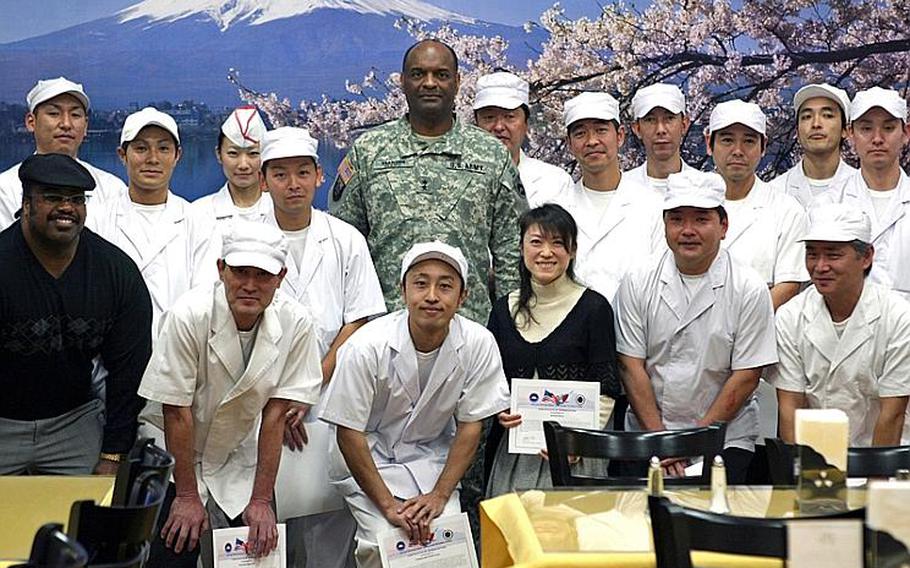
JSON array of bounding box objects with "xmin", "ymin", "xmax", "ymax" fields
[
  {"xmin": 378, "ymin": 512, "xmax": 478, "ymax": 568},
  {"xmin": 507, "ymin": 379, "xmax": 600, "ymax": 455},
  {"xmin": 212, "ymin": 524, "xmax": 286, "ymax": 567}
]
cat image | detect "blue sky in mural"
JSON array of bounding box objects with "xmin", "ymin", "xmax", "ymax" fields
[{"xmin": 0, "ymin": 0, "xmax": 605, "ymax": 43}]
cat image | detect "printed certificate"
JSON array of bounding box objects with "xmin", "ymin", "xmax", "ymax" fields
[
  {"xmin": 508, "ymin": 378, "xmax": 600, "ymax": 455},
  {"xmin": 378, "ymin": 512, "xmax": 478, "ymax": 568},
  {"xmin": 212, "ymin": 523, "xmax": 286, "ymax": 568}
]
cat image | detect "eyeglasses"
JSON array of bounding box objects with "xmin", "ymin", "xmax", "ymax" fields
[{"xmin": 37, "ymin": 193, "xmax": 90, "ymax": 206}]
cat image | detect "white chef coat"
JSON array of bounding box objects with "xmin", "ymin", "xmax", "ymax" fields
[
  {"xmin": 554, "ymin": 176, "xmax": 665, "ymax": 302},
  {"xmin": 190, "ymin": 183, "xmax": 273, "ymax": 232},
  {"xmin": 0, "ymin": 158, "xmax": 126, "ymax": 229},
  {"xmin": 517, "ymin": 150, "xmax": 574, "ymax": 207},
  {"xmin": 624, "ymin": 159, "xmax": 696, "ymax": 198},
  {"xmin": 137, "ymin": 282, "xmax": 323, "ymax": 518},
  {"xmin": 269, "ymin": 208, "xmax": 386, "ymax": 519},
  {"xmin": 88, "ymin": 189, "xmax": 220, "ymax": 332},
  {"xmin": 834, "ymin": 169, "xmax": 910, "ymax": 301},
  {"xmin": 319, "ymin": 310, "xmax": 510, "ymax": 499},
  {"xmin": 614, "ymin": 249, "xmax": 778, "ymax": 451},
  {"xmin": 767, "ymin": 159, "xmax": 856, "ymax": 209},
  {"xmin": 722, "ymin": 178, "xmax": 809, "ymax": 287},
  {"xmin": 768, "ymin": 283, "xmax": 910, "ymax": 446}
]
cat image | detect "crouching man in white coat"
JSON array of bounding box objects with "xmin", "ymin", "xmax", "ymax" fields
[
  {"xmin": 770, "ymin": 204, "xmax": 910, "ymax": 446},
  {"xmin": 138, "ymin": 221, "xmax": 323, "ymax": 567},
  {"xmin": 319, "ymin": 241, "xmax": 510, "ymax": 568}
]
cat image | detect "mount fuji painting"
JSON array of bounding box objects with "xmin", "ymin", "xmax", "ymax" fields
[{"xmin": 0, "ymin": 0, "xmax": 546, "ymax": 108}]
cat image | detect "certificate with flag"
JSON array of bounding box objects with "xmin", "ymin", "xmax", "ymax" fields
[{"xmin": 508, "ymin": 379, "xmax": 601, "ymax": 455}]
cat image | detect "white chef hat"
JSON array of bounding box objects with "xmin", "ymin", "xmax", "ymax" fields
[
  {"xmin": 473, "ymin": 72, "xmax": 529, "ymax": 111},
  {"xmin": 120, "ymin": 107, "xmax": 180, "ymax": 145},
  {"xmin": 799, "ymin": 203, "xmax": 872, "ymax": 244},
  {"xmin": 400, "ymin": 240, "xmax": 469, "ymax": 285},
  {"xmin": 663, "ymin": 170, "xmax": 727, "ymax": 211},
  {"xmin": 706, "ymin": 99, "xmax": 767, "ymax": 136},
  {"xmin": 850, "ymin": 86, "xmax": 907, "ymax": 124},
  {"xmin": 563, "ymin": 92, "xmax": 621, "ymax": 129},
  {"xmin": 793, "ymin": 84, "xmax": 851, "ymax": 122},
  {"xmin": 631, "ymin": 83, "xmax": 686, "ymax": 119},
  {"xmin": 222, "ymin": 220, "xmax": 288, "ymax": 275},
  {"xmin": 27, "ymin": 77, "xmax": 90, "ymax": 113},
  {"xmin": 221, "ymin": 106, "xmax": 267, "ymax": 148},
  {"xmin": 260, "ymin": 127, "xmax": 319, "ymax": 164}
]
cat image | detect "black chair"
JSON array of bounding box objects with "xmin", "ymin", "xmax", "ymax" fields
[
  {"xmin": 85, "ymin": 544, "xmax": 147, "ymax": 568},
  {"xmin": 543, "ymin": 421, "xmax": 727, "ymax": 486},
  {"xmin": 765, "ymin": 438, "xmax": 910, "ymax": 483},
  {"xmin": 9, "ymin": 523, "xmax": 88, "ymax": 568},
  {"xmin": 648, "ymin": 495, "xmax": 866, "ymax": 568},
  {"xmin": 67, "ymin": 478, "xmax": 165, "ymax": 565},
  {"xmin": 111, "ymin": 438, "xmax": 175, "ymax": 507}
]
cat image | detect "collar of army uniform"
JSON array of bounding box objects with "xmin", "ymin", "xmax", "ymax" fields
[{"xmin": 399, "ymin": 115, "xmax": 464, "ymax": 157}]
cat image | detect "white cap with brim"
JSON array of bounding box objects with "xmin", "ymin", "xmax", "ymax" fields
[
  {"xmin": 473, "ymin": 71, "xmax": 529, "ymax": 111},
  {"xmin": 400, "ymin": 241, "xmax": 469, "ymax": 285},
  {"xmin": 563, "ymin": 92, "xmax": 620, "ymax": 129},
  {"xmin": 120, "ymin": 107, "xmax": 180, "ymax": 145},
  {"xmin": 851, "ymin": 86, "xmax": 907, "ymax": 123},
  {"xmin": 793, "ymin": 84, "xmax": 851, "ymax": 122},
  {"xmin": 706, "ymin": 99, "xmax": 767, "ymax": 136},
  {"xmin": 221, "ymin": 106, "xmax": 267, "ymax": 148},
  {"xmin": 631, "ymin": 83, "xmax": 686, "ymax": 119},
  {"xmin": 27, "ymin": 77, "xmax": 90, "ymax": 113},
  {"xmin": 260, "ymin": 126, "xmax": 319, "ymax": 164},
  {"xmin": 663, "ymin": 170, "xmax": 727, "ymax": 211},
  {"xmin": 222, "ymin": 220, "xmax": 288, "ymax": 275},
  {"xmin": 798, "ymin": 203, "xmax": 872, "ymax": 243}
]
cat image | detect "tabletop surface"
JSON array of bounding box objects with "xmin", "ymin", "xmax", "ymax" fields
[{"xmin": 0, "ymin": 476, "xmax": 115, "ymax": 563}]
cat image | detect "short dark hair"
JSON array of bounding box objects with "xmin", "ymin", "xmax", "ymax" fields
[
  {"xmin": 849, "ymin": 239, "xmax": 873, "ymax": 277},
  {"xmin": 514, "ymin": 204, "xmax": 578, "ymax": 326},
  {"xmin": 402, "ymin": 39, "xmax": 459, "ymax": 74}
]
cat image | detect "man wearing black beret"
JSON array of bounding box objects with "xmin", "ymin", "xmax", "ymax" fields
[{"xmin": 0, "ymin": 153, "xmax": 153, "ymax": 475}]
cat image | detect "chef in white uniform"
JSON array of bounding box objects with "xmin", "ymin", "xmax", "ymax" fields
[
  {"xmin": 705, "ymin": 99, "xmax": 808, "ymax": 311},
  {"xmin": 768, "ymin": 84, "xmax": 856, "ymax": 209},
  {"xmin": 259, "ymin": 126, "xmax": 386, "ymax": 568},
  {"xmin": 88, "ymin": 106, "xmax": 220, "ymax": 332},
  {"xmin": 833, "ymin": 87, "xmax": 910, "ymax": 302},
  {"xmin": 319, "ymin": 241, "xmax": 509, "ymax": 568},
  {"xmin": 769, "ymin": 203, "xmax": 910, "ymax": 447},
  {"xmin": 625, "ymin": 83, "xmax": 695, "ymax": 196},
  {"xmin": 0, "ymin": 77, "xmax": 125, "ymax": 228},
  {"xmin": 138, "ymin": 221, "xmax": 322, "ymax": 566},
  {"xmin": 554, "ymin": 92, "xmax": 664, "ymax": 301},
  {"xmin": 472, "ymin": 71, "xmax": 573, "ymax": 207},
  {"xmin": 191, "ymin": 106, "xmax": 273, "ymax": 230},
  {"xmin": 614, "ymin": 170, "xmax": 778, "ymax": 483}
]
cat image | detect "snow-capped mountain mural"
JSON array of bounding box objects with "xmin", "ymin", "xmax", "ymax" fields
[{"xmin": 0, "ymin": 0, "xmax": 541, "ymax": 108}]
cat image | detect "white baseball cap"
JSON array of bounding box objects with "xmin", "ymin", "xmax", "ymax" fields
[
  {"xmin": 563, "ymin": 92, "xmax": 620, "ymax": 129},
  {"xmin": 120, "ymin": 107, "xmax": 180, "ymax": 145},
  {"xmin": 27, "ymin": 77, "xmax": 90, "ymax": 113},
  {"xmin": 850, "ymin": 86, "xmax": 907, "ymax": 123},
  {"xmin": 400, "ymin": 241, "xmax": 469, "ymax": 285},
  {"xmin": 793, "ymin": 84, "xmax": 851, "ymax": 122},
  {"xmin": 222, "ymin": 220, "xmax": 288, "ymax": 275},
  {"xmin": 631, "ymin": 83, "xmax": 686, "ymax": 119},
  {"xmin": 706, "ymin": 99, "xmax": 767, "ymax": 136},
  {"xmin": 221, "ymin": 106, "xmax": 267, "ymax": 148},
  {"xmin": 663, "ymin": 170, "xmax": 727, "ymax": 211},
  {"xmin": 260, "ymin": 126, "xmax": 319, "ymax": 164},
  {"xmin": 473, "ymin": 72, "xmax": 529, "ymax": 111},
  {"xmin": 799, "ymin": 203, "xmax": 872, "ymax": 243}
]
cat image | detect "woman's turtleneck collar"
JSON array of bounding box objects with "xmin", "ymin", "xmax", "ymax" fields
[{"xmin": 530, "ymin": 272, "xmax": 583, "ymax": 305}]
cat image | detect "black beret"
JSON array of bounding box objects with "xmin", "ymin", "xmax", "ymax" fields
[{"xmin": 18, "ymin": 153, "xmax": 96, "ymax": 193}]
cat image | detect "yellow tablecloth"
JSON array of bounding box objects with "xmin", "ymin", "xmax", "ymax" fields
[
  {"xmin": 0, "ymin": 476, "xmax": 115, "ymax": 563},
  {"xmin": 480, "ymin": 486, "xmax": 866, "ymax": 568}
]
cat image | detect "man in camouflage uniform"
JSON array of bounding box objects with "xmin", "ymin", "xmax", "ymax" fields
[
  {"xmin": 328, "ymin": 38, "xmax": 524, "ymax": 549},
  {"xmin": 329, "ymin": 39, "xmax": 524, "ymax": 324}
]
